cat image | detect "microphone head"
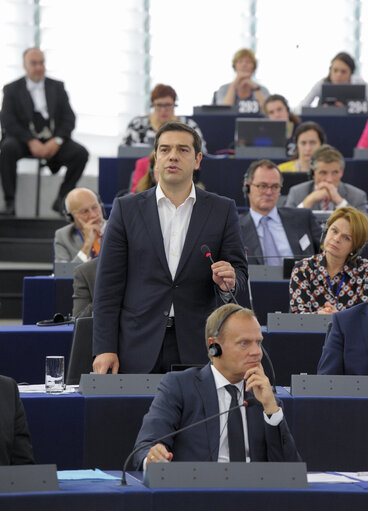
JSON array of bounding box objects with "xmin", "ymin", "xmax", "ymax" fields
[
  {"xmin": 244, "ymin": 396, "xmax": 259, "ymax": 408},
  {"xmin": 200, "ymin": 244, "xmax": 211, "ymax": 258}
]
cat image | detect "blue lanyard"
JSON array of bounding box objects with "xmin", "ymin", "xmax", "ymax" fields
[{"xmin": 326, "ymin": 274, "xmax": 345, "ymax": 297}]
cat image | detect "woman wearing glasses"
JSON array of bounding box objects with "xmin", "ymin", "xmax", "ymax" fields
[{"xmin": 122, "ymin": 83, "xmax": 207, "ymax": 153}]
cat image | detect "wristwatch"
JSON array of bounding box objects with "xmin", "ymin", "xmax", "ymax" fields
[{"xmin": 54, "ymin": 137, "xmax": 64, "ymax": 145}]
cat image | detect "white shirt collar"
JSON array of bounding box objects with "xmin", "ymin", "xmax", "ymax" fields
[
  {"xmin": 210, "ymin": 364, "xmax": 244, "ymax": 393},
  {"xmin": 156, "ymin": 181, "xmax": 196, "ymax": 206},
  {"xmin": 250, "ymin": 206, "xmax": 279, "ymax": 228},
  {"xmin": 26, "ymin": 77, "xmax": 45, "ymax": 91}
]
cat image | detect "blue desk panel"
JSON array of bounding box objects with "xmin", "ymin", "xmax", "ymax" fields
[
  {"xmin": 1, "ymin": 478, "xmax": 368, "ymax": 511},
  {"xmin": 22, "ymin": 393, "xmax": 84, "ymax": 469},
  {"xmin": 19, "ymin": 389, "xmax": 368, "ymax": 474},
  {"xmin": 191, "ymin": 112, "xmax": 367, "ymax": 157},
  {"xmin": 0, "ymin": 325, "xmax": 73, "ymax": 383},
  {"xmin": 262, "ymin": 329, "xmax": 325, "ymax": 387},
  {"xmin": 23, "ymin": 276, "xmax": 74, "ymax": 324},
  {"xmin": 99, "ymin": 156, "xmax": 368, "ymax": 207},
  {"xmin": 23, "ymin": 275, "xmax": 290, "ymax": 326}
]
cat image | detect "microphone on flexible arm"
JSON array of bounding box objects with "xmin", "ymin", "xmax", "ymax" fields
[
  {"xmin": 200, "ymin": 244, "xmax": 238, "ymax": 303},
  {"xmin": 121, "ymin": 397, "xmax": 257, "ymax": 486},
  {"xmin": 200, "ymin": 244, "xmax": 277, "ymax": 394}
]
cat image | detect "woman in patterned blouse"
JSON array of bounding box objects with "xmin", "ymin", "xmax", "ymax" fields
[
  {"xmin": 290, "ymin": 207, "xmax": 368, "ymax": 314},
  {"xmin": 122, "ymin": 83, "xmax": 207, "ymax": 153}
]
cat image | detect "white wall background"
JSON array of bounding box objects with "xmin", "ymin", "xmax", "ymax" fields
[{"xmin": 1, "ymin": 0, "xmax": 366, "ymax": 175}]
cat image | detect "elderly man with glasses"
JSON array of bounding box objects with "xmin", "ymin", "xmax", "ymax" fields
[{"xmin": 239, "ymin": 159, "xmax": 321, "ymax": 265}]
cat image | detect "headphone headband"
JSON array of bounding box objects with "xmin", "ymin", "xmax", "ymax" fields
[{"xmin": 213, "ymin": 307, "xmax": 243, "ymax": 338}]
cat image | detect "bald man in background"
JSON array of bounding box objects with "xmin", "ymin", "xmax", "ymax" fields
[
  {"xmin": 0, "ymin": 47, "xmax": 88, "ymax": 216},
  {"xmin": 54, "ymin": 188, "xmax": 106, "ymax": 263}
]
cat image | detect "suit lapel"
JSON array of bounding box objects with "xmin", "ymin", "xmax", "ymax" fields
[
  {"xmin": 240, "ymin": 213, "xmax": 264, "ymax": 264},
  {"xmin": 137, "ymin": 189, "xmax": 172, "ymax": 279},
  {"xmin": 174, "ymin": 188, "xmax": 212, "ymax": 279},
  {"xmin": 195, "ymin": 364, "xmax": 220, "ymax": 461},
  {"xmin": 19, "ymin": 78, "xmax": 34, "ymax": 120},
  {"xmin": 278, "ymin": 209, "xmax": 301, "ymax": 255},
  {"xmin": 44, "ymin": 78, "xmax": 55, "ymax": 119}
]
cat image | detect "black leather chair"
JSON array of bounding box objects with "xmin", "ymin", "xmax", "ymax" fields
[{"xmin": 66, "ymin": 316, "xmax": 93, "ymax": 385}]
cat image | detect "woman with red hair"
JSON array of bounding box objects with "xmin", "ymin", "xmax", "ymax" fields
[{"xmin": 122, "ymin": 83, "xmax": 207, "ymax": 152}]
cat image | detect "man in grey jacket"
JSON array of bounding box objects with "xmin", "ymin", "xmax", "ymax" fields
[
  {"xmin": 54, "ymin": 188, "xmax": 106, "ymax": 262},
  {"xmin": 285, "ymin": 145, "xmax": 367, "ymax": 212}
]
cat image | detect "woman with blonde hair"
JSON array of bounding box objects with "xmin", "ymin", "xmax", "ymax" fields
[
  {"xmin": 213, "ymin": 48, "xmax": 269, "ymax": 109},
  {"xmin": 290, "ymin": 207, "xmax": 368, "ymax": 313}
]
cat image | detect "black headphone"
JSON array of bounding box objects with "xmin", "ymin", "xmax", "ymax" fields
[
  {"xmin": 208, "ymin": 307, "xmax": 243, "ymax": 357},
  {"xmin": 242, "ymin": 160, "xmax": 284, "ymax": 200},
  {"xmin": 63, "ymin": 189, "xmax": 106, "ymax": 223},
  {"xmin": 37, "ymin": 313, "xmax": 75, "ymax": 327},
  {"xmin": 309, "ymin": 144, "xmax": 334, "ymax": 179}
]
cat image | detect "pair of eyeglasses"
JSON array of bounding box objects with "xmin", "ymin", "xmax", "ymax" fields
[
  {"xmin": 153, "ymin": 103, "xmax": 175, "ymax": 109},
  {"xmin": 251, "ymin": 183, "xmax": 281, "ymax": 192}
]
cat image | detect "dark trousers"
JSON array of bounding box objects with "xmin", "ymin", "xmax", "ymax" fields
[
  {"xmin": 151, "ymin": 324, "xmax": 181, "ymax": 374},
  {"xmin": 0, "ymin": 136, "xmax": 88, "ymax": 202}
]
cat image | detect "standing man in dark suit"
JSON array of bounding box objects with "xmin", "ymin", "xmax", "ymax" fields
[
  {"xmin": 240, "ymin": 159, "xmax": 321, "ymax": 265},
  {"xmin": 0, "ymin": 47, "xmax": 88, "ymax": 216},
  {"xmin": 93, "ymin": 121, "xmax": 248, "ymax": 374},
  {"xmin": 0, "ymin": 375, "xmax": 34, "ymax": 465},
  {"xmin": 133, "ymin": 304, "xmax": 300, "ymax": 468}
]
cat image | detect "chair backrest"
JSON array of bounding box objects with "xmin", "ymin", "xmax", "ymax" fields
[{"xmin": 66, "ymin": 317, "xmax": 93, "ymax": 385}]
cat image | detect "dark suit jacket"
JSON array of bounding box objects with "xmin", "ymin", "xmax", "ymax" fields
[
  {"xmin": 73, "ymin": 258, "xmax": 98, "ymax": 318},
  {"xmin": 93, "ymin": 186, "xmax": 248, "ymax": 373},
  {"xmin": 0, "ymin": 376, "xmax": 34, "ymax": 465},
  {"xmin": 317, "ymin": 302, "xmax": 368, "ymax": 375},
  {"xmin": 285, "ymin": 180, "xmax": 367, "ymax": 212},
  {"xmin": 1, "ymin": 76, "xmax": 75, "ymax": 143},
  {"xmin": 239, "ymin": 207, "xmax": 322, "ymax": 264},
  {"xmin": 133, "ymin": 364, "xmax": 301, "ymax": 469}
]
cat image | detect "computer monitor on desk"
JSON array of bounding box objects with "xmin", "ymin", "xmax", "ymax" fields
[
  {"xmin": 54, "ymin": 261, "xmax": 81, "ymax": 278},
  {"xmin": 321, "ymin": 83, "xmax": 366, "ymax": 105},
  {"xmin": 279, "ymin": 172, "xmax": 309, "ymax": 196},
  {"xmin": 312, "ymin": 210, "xmax": 333, "ymax": 225},
  {"xmin": 235, "ymin": 118, "xmax": 286, "ymax": 159},
  {"xmin": 193, "ymin": 105, "xmax": 236, "ymax": 115},
  {"xmin": 117, "ymin": 145, "xmax": 152, "ymax": 158},
  {"xmin": 354, "ymin": 148, "xmax": 368, "ymax": 159}
]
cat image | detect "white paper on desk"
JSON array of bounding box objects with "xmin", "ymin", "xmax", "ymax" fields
[
  {"xmin": 57, "ymin": 469, "xmax": 120, "ymax": 481},
  {"xmin": 18, "ymin": 384, "xmax": 78, "ymax": 393},
  {"xmin": 308, "ymin": 472, "xmax": 368, "ymax": 483}
]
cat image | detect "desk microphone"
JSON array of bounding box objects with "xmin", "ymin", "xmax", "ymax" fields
[
  {"xmin": 200, "ymin": 244, "xmax": 277, "ymax": 393},
  {"xmin": 121, "ymin": 397, "xmax": 257, "ymax": 486}
]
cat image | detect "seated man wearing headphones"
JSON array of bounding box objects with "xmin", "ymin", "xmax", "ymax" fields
[
  {"xmin": 240, "ymin": 159, "xmax": 321, "ymax": 265},
  {"xmin": 285, "ymin": 145, "xmax": 367, "ymax": 212},
  {"xmin": 54, "ymin": 188, "xmax": 106, "ymax": 262},
  {"xmin": 133, "ymin": 304, "xmax": 301, "ymax": 470}
]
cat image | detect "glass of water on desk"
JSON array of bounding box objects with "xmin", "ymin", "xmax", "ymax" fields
[{"xmin": 45, "ymin": 356, "xmax": 65, "ymax": 393}]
